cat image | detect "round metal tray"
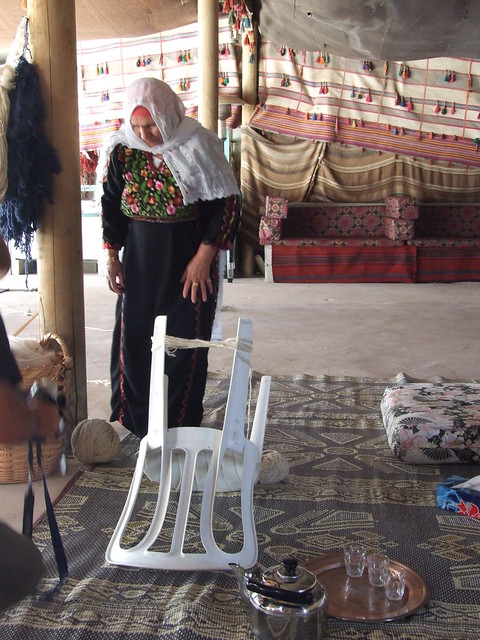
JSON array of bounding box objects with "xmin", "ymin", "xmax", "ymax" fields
[{"xmin": 304, "ymin": 552, "xmax": 429, "ymax": 622}]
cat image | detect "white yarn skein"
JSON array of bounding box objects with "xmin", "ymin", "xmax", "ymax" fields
[
  {"xmin": 71, "ymin": 419, "xmax": 121, "ymax": 465},
  {"xmin": 259, "ymin": 450, "xmax": 289, "ymax": 484},
  {"xmin": 0, "ymin": 64, "xmax": 15, "ymax": 203}
]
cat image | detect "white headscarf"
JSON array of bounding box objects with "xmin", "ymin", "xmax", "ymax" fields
[{"xmin": 101, "ymin": 77, "xmax": 239, "ymax": 205}]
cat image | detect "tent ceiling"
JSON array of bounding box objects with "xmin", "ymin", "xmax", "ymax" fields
[
  {"xmin": 2, "ymin": 0, "xmax": 480, "ymax": 61},
  {"xmin": 1, "ymin": 1, "xmax": 198, "ymax": 54}
]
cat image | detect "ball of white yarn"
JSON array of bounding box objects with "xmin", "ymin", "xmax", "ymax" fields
[
  {"xmin": 259, "ymin": 450, "xmax": 289, "ymax": 484},
  {"xmin": 71, "ymin": 419, "xmax": 121, "ymax": 465}
]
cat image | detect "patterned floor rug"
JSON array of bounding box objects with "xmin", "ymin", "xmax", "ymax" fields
[{"xmin": 1, "ymin": 373, "xmax": 479, "ymax": 639}]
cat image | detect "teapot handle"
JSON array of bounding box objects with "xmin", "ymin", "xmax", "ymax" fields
[{"xmin": 246, "ymin": 579, "xmax": 314, "ymax": 605}]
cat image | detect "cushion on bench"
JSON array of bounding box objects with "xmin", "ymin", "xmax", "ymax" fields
[{"xmin": 381, "ymin": 383, "xmax": 480, "ymax": 464}]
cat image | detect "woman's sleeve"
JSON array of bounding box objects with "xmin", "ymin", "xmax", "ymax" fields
[
  {"xmin": 198, "ymin": 193, "xmax": 241, "ymax": 250},
  {"xmin": 101, "ymin": 145, "xmax": 130, "ymax": 250}
]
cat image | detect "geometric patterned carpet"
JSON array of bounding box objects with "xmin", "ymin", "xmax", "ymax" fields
[{"xmin": 0, "ymin": 373, "xmax": 479, "ymax": 639}]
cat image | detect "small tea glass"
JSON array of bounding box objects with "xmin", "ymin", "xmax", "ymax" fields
[
  {"xmin": 384, "ymin": 566, "xmax": 407, "ymax": 601},
  {"xmin": 366, "ymin": 553, "xmax": 389, "ymax": 587},
  {"xmin": 343, "ymin": 543, "xmax": 366, "ymax": 578}
]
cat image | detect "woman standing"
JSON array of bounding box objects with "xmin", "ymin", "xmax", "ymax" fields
[{"xmin": 101, "ymin": 78, "xmax": 240, "ymax": 438}]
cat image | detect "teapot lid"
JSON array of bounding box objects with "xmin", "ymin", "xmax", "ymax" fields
[
  {"xmin": 246, "ymin": 557, "xmax": 322, "ymax": 607},
  {"xmin": 273, "ymin": 557, "xmax": 316, "ymax": 594}
]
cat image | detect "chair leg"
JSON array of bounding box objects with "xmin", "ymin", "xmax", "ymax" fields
[{"xmin": 250, "ymin": 375, "xmax": 271, "ymax": 455}]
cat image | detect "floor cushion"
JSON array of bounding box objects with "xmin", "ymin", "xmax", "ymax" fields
[{"xmin": 381, "ymin": 382, "xmax": 480, "ymax": 464}]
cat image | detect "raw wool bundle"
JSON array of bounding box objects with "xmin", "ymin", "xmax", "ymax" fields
[
  {"xmin": 0, "ymin": 64, "xmax": 16, "ymax": 203},
  {"xmin": 72, "ymin": 419, "xmax": 121, "ymax": 465},
  {"xmin": 9, "ymin": 335, "xmax": 61, "ymax": 370},
  {"xmin": 8, "ymin": 335, "xmax": 64, "ymax": 391},
  {"xmin": 0, "ymin": 55, "xmax": 61, "ymax": 265}
]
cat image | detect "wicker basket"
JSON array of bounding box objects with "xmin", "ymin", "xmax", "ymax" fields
[{"xmin": 0, "ymin": 333, "xmax": 72, "ymax": 484}]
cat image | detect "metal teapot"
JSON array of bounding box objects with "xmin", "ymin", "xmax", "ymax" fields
[{"xmin": 230, "ymin": 557, "xmax": 328, "ymax": 640}]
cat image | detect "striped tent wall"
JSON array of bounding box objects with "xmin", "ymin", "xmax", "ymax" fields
[
  {"xmin": 249, "ymin": 42, "xmax": 480, "ymax": 167},
  {"xmin": 240, "ymin": 127, "xmax": 480, "ymax": 252}
]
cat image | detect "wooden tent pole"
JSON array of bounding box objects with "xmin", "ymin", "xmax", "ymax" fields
[
  {"xmin": 198, "ymin": 0, "xmax": 218, "ymax": 132},
  {"xmin": 240, "ymin": 26, "xmax": 258, "ymax": 276},
  {"xmin": 27, "ymin": 0, "xmax": 87, "ymax": 432}
]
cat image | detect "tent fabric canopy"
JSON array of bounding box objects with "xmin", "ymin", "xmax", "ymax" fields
[
  {"xmin": 0, "ymin": 1, "xmax": 199, "ymax": 55},
  {"xmin": 3, "ymin": 1, "xmax": 480, "ymax": 61}
]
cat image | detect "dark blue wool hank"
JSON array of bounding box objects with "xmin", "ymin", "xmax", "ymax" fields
[{"xmin": 0, "ymin": 56, "xmax": 61, "ymax": 279}]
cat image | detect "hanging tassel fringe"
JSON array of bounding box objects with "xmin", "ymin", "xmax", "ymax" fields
[{"xmin": 0, "ymin": 55, "xmax": 61, "ymax": 265}]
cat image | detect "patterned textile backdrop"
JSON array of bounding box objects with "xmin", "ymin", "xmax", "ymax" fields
[
  {"xmin": 250, "ymin": 42, "xmax": 480, "ymax": 167},
  {"xmin": 77, "ymin": 16, "xmax": 245, "ymax": 150}
]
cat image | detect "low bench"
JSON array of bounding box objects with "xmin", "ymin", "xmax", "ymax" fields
[
  {"xmin": 260, "ymin": 196, "xmax": 480, "ymax": 283},
  {"xmin": 411, "ymin": 204, "xmax": 480, "ymax": 282}
]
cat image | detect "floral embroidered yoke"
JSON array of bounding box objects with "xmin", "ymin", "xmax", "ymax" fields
[
  {"xmin": 120, "ymin": 146, "xmax": 197, "ymax": 222},
  {"xmin": 102, "ymin": 144, "xmax": 240, "ymax": 252}
]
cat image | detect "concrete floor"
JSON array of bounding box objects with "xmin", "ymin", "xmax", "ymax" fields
[{"xmin": 1, "ymin": 272, "xmax": 480, "ymax": 529}]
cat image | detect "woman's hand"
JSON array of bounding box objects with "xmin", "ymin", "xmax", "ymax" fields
[
  {"xmin": 106, "ymin": 250, "xmax": 125, "ymax": 295},
  {"xmin": 182, "ymin": 243, "xmax": 217, "ymax": 303}
]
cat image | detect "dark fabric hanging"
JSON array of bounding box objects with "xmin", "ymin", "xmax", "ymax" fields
[{"xmin": 0, "ymin": 55, "xmax": 61, "ymax": 265}]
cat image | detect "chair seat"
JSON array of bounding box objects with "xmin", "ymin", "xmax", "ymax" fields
[{"xmin": 381, "ymin": 382, "xmax": 480, "ymax": 464}]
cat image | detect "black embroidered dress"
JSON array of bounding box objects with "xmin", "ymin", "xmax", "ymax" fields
[{"xmin": 102, "ymin": 144, "xmax": 239, "ymax": 438}]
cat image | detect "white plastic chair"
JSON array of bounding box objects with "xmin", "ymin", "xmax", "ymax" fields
[{"xmin": 105, "ymin": 316, "xmax": 271, "ymax": 571}]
